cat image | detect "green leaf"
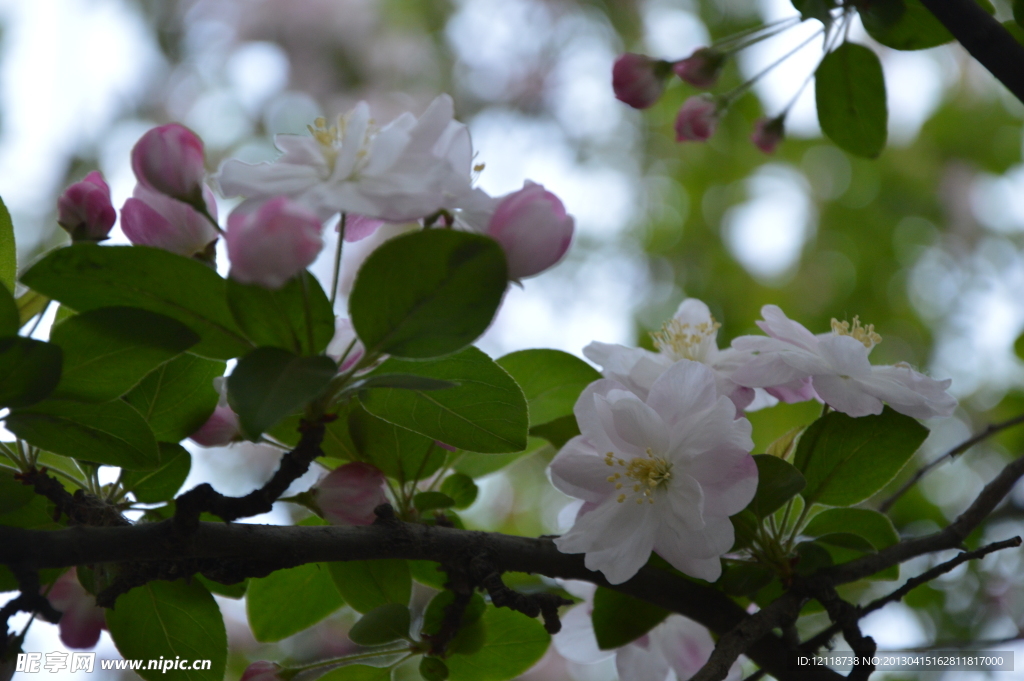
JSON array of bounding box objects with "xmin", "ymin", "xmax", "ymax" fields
[
  {"xmin": 793, "ymin": 406, "xmax": 927, "ymax": 506},
  {"xmin": 414, "ymin": 491, "xmax": 456, "ymax": 512},
  {"xmin": 123, "ymin": 354, "xmax": 226, "ymax": 443},
  {"xmin": 529, "ymin": 414, "xmax": 581, "ymax": 449},
  {"xmin": 348, "ymin": 603, "xmax": 412, "ymax": 646},
  {"xmin": 861, "ymin": 0, "xmax": 954, "ymax": 51},
  {"xmin": 0, "ymin": 337, "xmax": 62, "ymax": 409},
  {"xmin": 446, "ymin": 606, "xmax": 550, "ymax": 681},
  {"xmin": 591, "ymin": 587, "xmax": 669, "ymax": 650},
  {"xmin": 226, "ymin": 272, "xmax": 334, "ymax": 355},
  {"xmin": 7, "ymin": 398, "xmax": 159, "ymax": 470},
  {"xmin": 348, "ymin": 406, "xmax": 445, "ymax": 481},
  {"xmin": 328, "ymin": 560, "xmax": 412, "ymax": 614},
  {"xmin": 495, "ymin": 349, "xmax": 600, "ymax": 427},
  {"xmin": 720, "ymin": 562, "xmax": 776, "ymax": 597},
  {"xmin": 815, "ymin": 42, "xmax": 888, "ymax": 158},
  {"xmin": 730, "ymin": 509, "xmax": 759, "ymax": 551},
  {"xmin": 246, "ymin": 563, "xmax": 344, "ymax": 642},
  {"xmin": 359, "ymin": 348, "xmax": 528, "ymax": 453},
  {"xmin": 106, "ymin": 579, "xmax": 226, "ymax": 681},
  {"xmin": 440, "ymin": 473, "xmax": 478, "ymax": 509},
  {"xmin": 453, "ymin": 437, "xmax": 551, "ymax": 479},
  {"xmin": 21, "ymin": 244, "xmax": 252, "ymax": 359},
  {"xmin": 49, "ymin": 307, "xmax": 199, "ymax": 402},
  {"xmin": 408, "ymin": 560, "xmax": 447, "ymax": 589},
  {"xmin": 319, "ymin": 665, "xmax": 393, "ymax": 681},
  {"xmin": 348, "ymin": 373, "xmax": 459, "ymax": 392},
  {"xmin": 195, "ymin": 576, "xmax": 247, "ymax": 599},
  {"xmin": 349, "ymin": 229, "xmax": 507, "ymax": 358},
  {"xmin": 748, "ymin": 454, "xmax": 806, "ymax": 519},
  {"xmin": 794, "ymin": 541, "xmax": 833, "ymax": 576},
  {"xmin": 0, "ymin": 196, "xmax": 14, "ymax": 293},
  {"xmin": 420, "ymin": 657, "xmax": 450, "ymax": 681},
  {"xmin": 791, "ymin": 0, "xmax": 837, "ymax": 24},
  {"xmin": 121, "ymin": 442, "xmax": 191, "ymax": 503},
  {"xmin": 803, "ymin": 507, "xmax": 899, "ymax": 549},
  {"xmin": 0, "ymin": 282, "xmax": 18, "ymax": 337},
  {"xmin": 814, "ymin": 532, "xmax": 876, "ymax": 553},
  {"xmin": 421, "ymin": 591, "xmax": 487, "ymax": 636},
  {"xmin": 16, "ymin": 289, "xmax": 48, "ymax": 328},
  {"xmin": 0, "ymin": 468, "xmax": 35, "ymax": 514},
  {"xmin": 227, "ymin": 347, "xmax": 337, "ymax": 439}
]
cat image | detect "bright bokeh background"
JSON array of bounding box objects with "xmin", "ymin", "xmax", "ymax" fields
[{"xmin": 4, "ymin": 0, "xmax": 1024, "ymax": 679}]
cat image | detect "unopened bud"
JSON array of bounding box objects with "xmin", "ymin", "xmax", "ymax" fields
[{"xmin": 56, "ymin": 171, "xmax": 116, "ymax": 242}]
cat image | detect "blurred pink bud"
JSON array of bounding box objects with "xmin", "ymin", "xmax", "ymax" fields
[
  {"xmin": 674, "ymin": 96, "xmax": 719, "ymax": 142},
  {"xmin": 189, "ymin": 405, "xmax": 241, "ymax": 447},
  {"xmin": 313, "ymin": 462, "xmax": 388, "ymax": 526},
  {"xmin": 226, "ymin": 197, "xmax": 324, "ymax": 289},
  {"xmin": 612, "ymin": 54, "xmax": 670, "ymax": 109},
  {"xmin": 131, "ymin": 124, "xmax": 207, "ymax": 204},
  {"xmin": 342, "ymin": 214, "xmax": 385, "ymax": 243},
  {"xmin": 326, "ymin": 318, "xmax": 365, "ymax": 372},
  {"xmin": 672, "ymin": 48, "xmax": 727, "ymax": 89},
  {"xmin": 486, "ymin": 182, "xmax": 574, "ymax": 279},
  {"xmin": 57, "ymin": 171, "xmax": 116, "ymax": 242},
  {"xmin": 121, "ymin": 184, "xmax": 219, "ymax": 260},
  {"xmin": 751, "ymin": 116, "xmax": 786, "ymax": 154},
  {"xmin": 240, "ymin": 661, "xmax": 284, "ymax": 681},
  {"xmin": 47, "ymin": 569, "xmax": 106, "ymax": 650}
]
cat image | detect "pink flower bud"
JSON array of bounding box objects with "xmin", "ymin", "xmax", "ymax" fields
[
  {"xmin": 57, "ymin": 171, "xmax": 116, "ymax": 242},
  {"xmin": 486, "ymin": 181, "xmax": 574, "ymax": 279},
  {"xmin": 326, "ymin": 318, "xmax": 365, "ymax": 372},
  {"xmin": 226, "ymin": 197, "xmax": 324, "ymax": 289},
  {"xmin": 240, "ymin": 661, "xmax": 284, "ymax": 681},
  {"xmin": 342, "ymin": 214, "xmax": 385, "ymax": 243},
  {"xmin": 674, "ymin": 96, "xmax": 720, "ymax": 142},
  {"xmin": 47, "ymin": 569, "xmax": 107, "ymax": 650},
  {"xmin": 751, "ymin": 116, "xmax": 786, "ymax": 154},
  {"xmin": 131, "ymin": 124, "xmax": 207, "ymax": 204},
  {"xmin": 121, "ymin": 184, "xmax": 219, "ymax": 260},
  {"xmin": 313, "ymin": 462, "xmax": 388, "ymax": 526},
  {"xmin": 189, "ymin": 405, "xmax": 241, "ymax": 447},
  {"xmin": 672, "ymin": 48, "xmax": 727, "ymax": 89},
  {"xmin": 612, "ymin": 54, "xmax": 670, "ymax": 109}
]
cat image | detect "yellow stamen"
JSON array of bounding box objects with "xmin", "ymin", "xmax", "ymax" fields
[
  {"xmin": 831, "ymin": 316, "xmax": 882, "ymax": 349},
  {"xmin": 650, "ymin": 316, "xmax": 721, "ymax": 361},
  {"xmin": 606, "ymin": 447, "xmax": 673, "ymax": 504}
]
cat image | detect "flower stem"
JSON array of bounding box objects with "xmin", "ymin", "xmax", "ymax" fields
[
  {"xmin": 278, "ymin": 646, "xmax": 409, "ymax": 680},
  {"xmin": 714, "ymin": 16, "xmax": 803, "ymax": 55},
  {"xmin": 194, "ymin": 201, "xmax": 224, "ymax": 235},
  {"xmin": 299, "ymin": 273, "xmax": 317, "ymax": 356},
  {"xmin": 719, "ymin": 26, "xmax": 825, "ymax": 107},
  {"xmin": 331, "ymin": 213, "xmax": 347, "ymax": 309}
]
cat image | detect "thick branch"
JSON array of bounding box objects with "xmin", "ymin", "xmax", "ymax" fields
[
  {"xmin": 0, "ymin": 520, "xmax": 840, "ymax": 681},
  {"xmin": 920, "ymin": 0, "xmax": 1024, "ymax": 104}
]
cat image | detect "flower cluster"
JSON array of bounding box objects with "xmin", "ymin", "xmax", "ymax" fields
[{"xmin": 551, "ymin": 298, "xmax": 955, "ymax": 584}]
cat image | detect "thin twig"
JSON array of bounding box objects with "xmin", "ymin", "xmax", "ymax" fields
[{"xmin": 879, "ymin": 413, "xmax": 1024, "ymax": 513}]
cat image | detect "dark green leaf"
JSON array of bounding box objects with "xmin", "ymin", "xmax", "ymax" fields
[
  {"xmin": 791, "ymin": 0, "xmax": 837, "ymax": 24},
  {"xmin": 21, "ymin": 244, "xmax": 252, "ymax": 359},
  {"xmin": 0, "ymin": 197, "xmax": 14, "ymax": 293},
  {"xmin": 591, "ymin": 587, "xmax": 669, "ymax": 650},
  {"xmin": 49, "ymin": 307, "xmax": 199, "ymax": 402},
  {"xmin": 0, "ymin": 469, "xmax": 34, "ymax": 514},
  {"xmin": 440, "ymin": 473, "xmax": 478, "ymax": 509},
  {"xmin": 123, "ymin": 354, "xmax": 226, "ymax": 443},
  {"xmin": 227, "ymin": 347, "xmax": 337, "ymax": 439},
  {"xmin": 446, "ymin": 606, "xmax": 550, "ymax": 681},
  {"xmin": 360, "ymin": 348, "xmax": 528, "ymax": 453},
  {"xmin": 453, "ymin": 437, "xmax": 551, "ymax": 479},
  {"xmin": 195, "ymin": 575, "xmax": 247, "ymax": 599},
  {"xmin": 348, "ymin": 374, "xmax": 459, "ymax": 392},
  {"xmin": 320, "ymin": 665, "xmax": 393, "ymax": 681},
  {"xmin": 226, "ymin": 272, "xmax": 334, "ymax": 355},
  {"xmin": 861, "ymin": 0, "xmax": 953, "ymax": 50},
  {"xmin": 420, "ymin": 657, "xmax": 450, "ymax": 681},
  {"xmin": 408, "ymin": 560, "xmax": 447, "ymax": 589},
  {"xmin": 793, "ymin": 407, "xmax": 927, "ymax": 506},
  {"xmin": 815, "ymin": 42, "xmax": 888, "ymax": 158},
  {"xmin": 348, "ymin": 405, "xmax": 444, "ymax": 481},
  {"xmin": 0, "ymin": 282, "xmax": 18, "ymax": 336},
  {"xmin": 720, "ymin": 562, "xmax": 776, "ymax": 597},
  {"xmin": 495, "ymin": 349, "xmax": 600, "ymax": 427},
  {"xmin": 246, "ymin": 563, "xmax": 344, "ymax": 642},
  {"xmin": 730, "ymin": 509, "xmax": 759, "ymax": 551},
  {"xmin": 529, "ymin": 415, "xmax": 581, "ymax": 449},
  {"xmin": 0, "ymin": 337, "xmax": 62, "ymax": 409},
  {"xmin": 421, "ymin": 592, "xmax": 486, "ymax": 636},
  {"xmin": 814, "ymin": 532, "xmax": 876, "ymax": 552},
  {"xmin": 414, "ymin": 491, "xmax": 456, "ymax": 512},
  {"xmin": 328, "ymin": 560, "xmax": 412, "ymax": 614},
  {"xmin": 349, "ymin": 229, "xmax": 507, "ymax": 358},
  {"xmin": 106, "ymin": 579, "xmax": 226, "ymax": 681},
  {"xmin": 794, "ymin": 541, "xmax": 833, "ymax": 576},
  {"xmin": 803, "ymin": 507, "xmax": 899, "ymax": 549},
  {"xmin": 748, "ymin": 454, "xmax": 806, "ymax": 519},
  {"xmin": 348, "ymin": 603, "xmax": 412, "ymax": 646},
  {"xmin": 7, "ymin": 399, "xmax": 159, "ymax": 470},
  {"xmin": 121, "ymin": 442, "xmax": 191, "ymax": 503}
]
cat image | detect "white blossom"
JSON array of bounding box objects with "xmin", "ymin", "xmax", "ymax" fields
[
  {"xmin": 730, "ymin": 305, "xmax": 957, "ymax": 419},
  {"xmin": 550, "ymin": 360, "xmax": 757, "ymax": 584}
]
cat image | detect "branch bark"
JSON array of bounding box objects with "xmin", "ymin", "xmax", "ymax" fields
[{"xmin": 920, "ymin": 0, "xmax": 1024, "ymax": 104}]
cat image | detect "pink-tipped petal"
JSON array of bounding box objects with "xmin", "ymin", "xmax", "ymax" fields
[
  {"xmin": 57, "ymin": 171, "xmax": 116, "ymax": 241},
  {"xmin": 131, "ymin": 123, "xmax": 207, "ymax": 203}
]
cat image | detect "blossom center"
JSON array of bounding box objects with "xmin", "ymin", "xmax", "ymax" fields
[
  {"xmin": 605, "ymin": 449, "xmax": 673, "ymax": 505},
  {"xmin": 306, "ymin": 114, "xmax": 374, "ymax": 175},
  {"xmin": 831, "ymin": 316, "xmax": 881, "ymax": 349},
  {"xmin": 650, "ymin": 316, "xmax": 720, "ymax": 362}
]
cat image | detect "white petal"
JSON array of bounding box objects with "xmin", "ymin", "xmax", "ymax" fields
[
  {"xmin": 616, "ymin": 639, "xmax": 672, "ymax": 681},
  {"xmin": 549, "ymin": 437, "xmax": 616, "ymax": 503},
  {"xmin": 669, "ymin": 396, "xmax": 752, "ymax": 460},
  {"xmin": 664, "ymin": 471, "xmax": 705, "ymax": 531},
  {"xmin": 652, "ymin": 616, "xmax": 716, "ymax": 681},
  {"xmin": 216, "ymin": 159, "xmax": 323, "ymax": 198},
  {"xmin": 553, "ymin": 604, "xmax": 614, "ymax": 664},
  {"xmin": 729, "ymin": 351, "xmax": 813, "ymax": 389},
  {"xmin": 573, "ymin": 379, "xmax": 629, "ymax": 456},
  {"xmin": 859, "ymin": 365, "xmax": 957, "ymax": 419},
  {"xmin": 672, "ymin": 298, "xmax": 713, "ymax": 326},
  {"xmin": 812, "ymin": 374, "xmax": 884, "ymax": 417},
  {"xmin": 646, "ymin": 360, "xmax": 718, "ymax": 427},
  {"xmin": 557, "ymin": 498, "xmax": 658, "ymax": 584},
  {"xmin": 274, "ymin": 134, "xmax": 330, "ymax": 168},
  {"xmin": 687, "ymin": 449, "xmax": 758, "ymax": 517},
  {"xmin": 583, "ymin": 342, "xmax": 669, "ymax": 400},
  {"xmin": 757, "ymin": 305, "xmax": 819, "ymax": 351},
  {"xmin": 815, "ymin": 334, "xmax": 873, "ymax": 377},
  {"xmin": 594, "ymin": 390, "xmax": 669, "ymax": 457},
  {"xmin": 655, "ymin": 514, "xmax": 734, "ymax": 562}
]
